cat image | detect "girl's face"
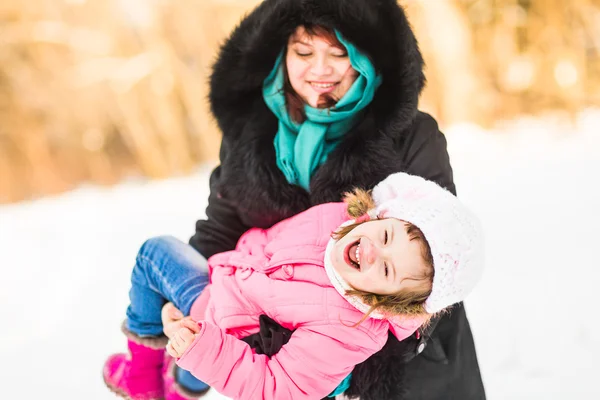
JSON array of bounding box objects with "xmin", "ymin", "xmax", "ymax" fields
[
  {"xmin": 331, "ymin": 218, "xmax": 429, "ymax": 296},
  {"xmin": 285, "ymin": 26, "xmax": 359, "ymax": 108}
]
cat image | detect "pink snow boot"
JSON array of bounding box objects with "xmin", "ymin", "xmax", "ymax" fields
[{"xmin": 103, "ymin": 323, "xmax": 168, "ymax": 400}]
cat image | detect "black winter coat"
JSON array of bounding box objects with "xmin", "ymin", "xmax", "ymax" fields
[{"xmin": 189, "ymin": 1, "xmax": 485, "ymax": 399}]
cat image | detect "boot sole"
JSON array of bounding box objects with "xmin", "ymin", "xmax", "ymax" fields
[{"xmin": 103, "ymin": 376, "xmax": 165, "ymax": 400}]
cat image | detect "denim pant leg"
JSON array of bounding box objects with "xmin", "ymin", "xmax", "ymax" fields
[
  {"xmin": 125, "ymin": 235, "xmax": 209, "ymax": 337},
  {"xmin": 175, "ymin": 366, "xmax": 211, "ymax": 393}
]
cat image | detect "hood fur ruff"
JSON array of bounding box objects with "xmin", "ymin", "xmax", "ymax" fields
[{"xmin": 209, "ymin": 0, "xmax": 425, "ymax": 140}]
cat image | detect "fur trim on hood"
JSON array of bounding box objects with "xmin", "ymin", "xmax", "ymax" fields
[{"xmin": 209, "ymin": 0, "xmax": 425, "ymax": 138}]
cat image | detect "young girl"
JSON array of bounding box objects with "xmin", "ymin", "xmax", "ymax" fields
[{"xmin": 103, "ymin": 172, "xmax": 484, "ymax": 400}]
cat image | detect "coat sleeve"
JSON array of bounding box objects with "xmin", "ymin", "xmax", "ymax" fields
[
  {"xmin": 176, "ymin": 319, "xmax": 387, "ymax": 400},
  {"xmin": 401, "ymin": 113, "xmax": 457, "ymax": 195},
  {"xmin": 189, "ymin": 138, "xmax": 250, "ymax": 259}
]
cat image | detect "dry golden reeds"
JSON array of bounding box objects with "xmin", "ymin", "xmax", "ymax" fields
[
  {"xmin": 0, "ymin": 0, "xmax": 262, "ymax": 203},
  {"xmin": 411, "ymin": 0, "xmax": 600, "ymax": 124},
  {"xmin": 0, "ymin": 0, "xmax": 598, "ymax": 203}
]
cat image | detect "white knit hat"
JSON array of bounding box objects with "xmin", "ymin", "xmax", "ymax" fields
[{"xmin": 369, "ymin": 172, "xmax": 484, "ymax": 313}]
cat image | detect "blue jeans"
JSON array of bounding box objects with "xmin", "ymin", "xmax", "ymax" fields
[{"xmin": 125, "ymin": 235, "xmax": 210, "ymax": 393}]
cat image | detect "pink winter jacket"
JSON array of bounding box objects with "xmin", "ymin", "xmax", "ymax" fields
[{"xmin": 177, "ymin": 202, "xmax": 424, "ymax": 400}]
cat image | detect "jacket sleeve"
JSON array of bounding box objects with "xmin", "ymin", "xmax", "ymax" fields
[
  {"xmin": 176, "ymin": 319, "xmax": 387, "ymax": 400},
  {"xmin": 189, "ymin": 138, "xmax": 250, "ymax": 259},
  {"xmin": 401, "ymin": 113, "xmax": 457, "ymax": 195}
]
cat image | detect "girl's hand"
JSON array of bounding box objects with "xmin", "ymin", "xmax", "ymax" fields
[
  {"xmin": 161, "ymin": 302, "xmax": 191, "ymax": 339},
  {"xmin": 167, "ymin": 322, "xmax": 201, "ymax": 358}
]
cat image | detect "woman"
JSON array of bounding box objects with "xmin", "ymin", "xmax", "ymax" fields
[{"xmin": 178, "ymin": 0, "xmax": 484, "ymax": 399}]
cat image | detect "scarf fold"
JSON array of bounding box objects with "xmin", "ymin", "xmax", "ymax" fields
[{"xmin": 263, "ymin": 32, "xmax": 382, "ymax": 191}]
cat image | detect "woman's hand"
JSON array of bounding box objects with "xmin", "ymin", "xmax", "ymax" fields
[
  {"xmin": 161, "ymin": 302, "xmax": 194, "ymax": 339},
  {"xmin": 167, "ymin": 321, "xmax": 201, "ymax": 358}
]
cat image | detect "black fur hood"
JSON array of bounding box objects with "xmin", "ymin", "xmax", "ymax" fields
[{"xmin": 209, "ymin": 0, "xmax": 425, "ymax": 138}]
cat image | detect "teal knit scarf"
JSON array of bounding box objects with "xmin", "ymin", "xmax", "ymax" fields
[{"xmin": 262, "ymin": 32, "xmax": 382, "ymax": 191}]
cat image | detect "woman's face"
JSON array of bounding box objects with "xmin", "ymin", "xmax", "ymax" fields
[
  {"xmin": 331, "ymin": 218, "xmax": 430, "ymax": 296},
  {"xmin": 285, "ymin": 26, "xmax": 359, "ymax": 108}
]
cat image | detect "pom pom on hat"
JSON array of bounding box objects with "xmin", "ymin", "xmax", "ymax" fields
[{"xmin": 370, "ymin": 173, "xmax": 484, "ymax": 313}]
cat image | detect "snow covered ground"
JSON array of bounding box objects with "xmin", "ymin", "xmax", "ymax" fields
[{"xmin": 1, "ymin": 110, "xmax": 598, "ymax": 399}]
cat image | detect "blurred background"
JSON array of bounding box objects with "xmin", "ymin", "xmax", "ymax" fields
[
  {"xmin": 1, "ymin": 0, "xmax": 599, "ymax": 203},
  {"xmin": 1, "ymin": 1, "xmax": 599, "ymax": 399}
]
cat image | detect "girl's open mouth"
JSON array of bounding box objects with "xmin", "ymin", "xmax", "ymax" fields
[{"xmin": 344, "ymin": 240, "xmax": 361, "ymax": 270}]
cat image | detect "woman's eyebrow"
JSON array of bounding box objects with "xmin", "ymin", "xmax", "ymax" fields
[{"xmin": 291, "ymin": 39, "xmax": 312, "ymax": 46}]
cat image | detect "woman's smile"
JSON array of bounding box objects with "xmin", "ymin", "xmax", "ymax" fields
[{"xmin": 309, "ymin": 81, "xmax": 339, "ymax": 94}]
